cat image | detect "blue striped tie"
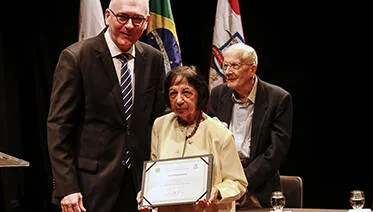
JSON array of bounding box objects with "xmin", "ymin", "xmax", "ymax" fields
[{"xmin": 117, "ymin": 54, "xmax": 133, "ymax": 122}]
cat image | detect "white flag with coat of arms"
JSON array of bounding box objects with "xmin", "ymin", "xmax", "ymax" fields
[
  {"xmin": 209, "ymin": 0, "xmax": 245, "ymax": 91},
  {"xmin": 78, "ymin": 0, "xmax": 106, "ymax": 41}
]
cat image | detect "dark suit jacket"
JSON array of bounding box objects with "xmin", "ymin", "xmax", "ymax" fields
[
  {"xmin": 207, "ymin": 77, "xmax": 293, "ymax": 207},
  {"xmin": 47, "ymin": 29, "xmax": 166, "ymax": 211}
]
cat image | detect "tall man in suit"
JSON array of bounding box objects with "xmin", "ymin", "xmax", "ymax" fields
[
  {"xmin": 47, "ymin": 0, "xmax": 165, "ymax": 211},
  {"xmin": 207, "ymin": 42, "xmax": 293, "ymax": 208}
]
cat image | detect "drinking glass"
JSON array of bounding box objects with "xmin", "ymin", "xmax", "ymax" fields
[
  {"xmin": 350, "ymin": 190, "xmax": 365, "ymax": 210},
  {"xmin": 271, "ymin": 191, "xmax": 286, "ymax": 211}
]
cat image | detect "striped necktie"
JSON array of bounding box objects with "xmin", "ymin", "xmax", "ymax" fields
[{"xmin": 117, "ymin": 54, "xmax": 133, "ymax": 122}]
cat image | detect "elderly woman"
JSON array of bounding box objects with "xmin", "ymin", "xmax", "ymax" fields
[{"xmin": 139, "ymin": 65, "xmax": 248, "ymax": 212}]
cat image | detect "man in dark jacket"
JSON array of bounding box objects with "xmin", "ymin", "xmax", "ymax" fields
[
  {"xmin": 47, "ymin": 0, "xmax": 165, "ymax": 211},
  {"xmin": 207, "ymin": 42, "xmax": 293, "ymax": 208}
]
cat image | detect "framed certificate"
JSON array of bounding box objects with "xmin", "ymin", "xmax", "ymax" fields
[{"xmin": 140, "ymin": 154, "xmax": 213, "ymax": 207}]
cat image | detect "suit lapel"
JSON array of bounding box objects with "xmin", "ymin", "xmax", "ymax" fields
[
  {"xmin": 220, "ymin": 86, "xmax": 234, "ymax": 124},
  {"xmin": 251, "ymin": 79, "xmax": 268, "ymax": 156},
  {"xmin": 132, "ymin": 42, "xmax": 147, "ymax": 110},
  {"xmin": 95, "ymin": 31, "xmax": 127, "ymax": 124}
]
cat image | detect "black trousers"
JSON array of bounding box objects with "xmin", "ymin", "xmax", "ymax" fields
[{"xmin": 112, "ymin": 169, "xmax": 138, "ymax": 212}]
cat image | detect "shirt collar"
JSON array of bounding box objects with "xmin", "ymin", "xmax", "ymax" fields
[
  {"xmin": 232, "ymin": 75, "xmax": 258, "ymax": 104},
  {"xmin": 104, "ymin": 28, "xmax": 135, "ymax": 60}
]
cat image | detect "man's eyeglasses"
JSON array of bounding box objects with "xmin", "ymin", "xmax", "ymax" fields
[
  {"xmin": 222, "ymin": 62, "xmax": 253, "ymax": 71},
  {"xmin": 109, "ymin": 9, "xmax": 146, "ymax": 27}
]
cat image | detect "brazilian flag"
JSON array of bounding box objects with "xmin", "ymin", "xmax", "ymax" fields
[{"xmin": 146, "ymin": 0, "xmax": 182, "ymax": 73}]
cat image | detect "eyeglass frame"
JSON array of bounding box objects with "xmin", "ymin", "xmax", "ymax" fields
[
  {"xmin": 108, "ymin": 8, "xmax": 147, "ymax": 27},
  {"xmin": 221, "ymin": 62, "xmax": 254, "ymax": 72}
]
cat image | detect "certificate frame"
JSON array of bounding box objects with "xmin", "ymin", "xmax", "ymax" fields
[{"xmin": 140, "ymin": 154, "xmax": 213, "ymax": 208}]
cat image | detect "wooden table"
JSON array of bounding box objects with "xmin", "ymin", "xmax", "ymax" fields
[{"xmin": 0, "ymin": 152, "xmax": 29, "ymax": 167}]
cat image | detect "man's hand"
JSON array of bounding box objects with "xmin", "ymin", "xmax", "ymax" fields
[{"xmin": 60, "ymin": 192, "xmax": 86, "ymax": 212}]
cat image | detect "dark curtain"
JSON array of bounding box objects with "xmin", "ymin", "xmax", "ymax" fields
[{"xmin": 0, "ymin": 1, "xmax": 79, "ymax": 211}]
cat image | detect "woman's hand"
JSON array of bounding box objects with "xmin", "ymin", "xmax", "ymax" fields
[
  {"xmin": 194, "ymin": 187, "xmax": 221, "ymax": 211},
  {"xmin": 195, "ymin": 198, "xmax": 211, "ymax": 210},
  {"xmin": 137, "ymin": 195, "xmax": 153, "ymax": 212},
  {"xmin": 209, "ymin": 187, "xmax": 222, "ymax": 203}
]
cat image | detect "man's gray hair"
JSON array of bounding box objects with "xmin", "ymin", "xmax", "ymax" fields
[
  {"xmin": 225, "ymin": 42, "xmax": 258, "ymax": 65},
  {"xmin": 109, "ymin": 0, "xmax": 150, "ymax": 15}
]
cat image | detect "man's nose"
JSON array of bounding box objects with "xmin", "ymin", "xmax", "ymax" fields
[
  {"xmin": 124, "ymin": 18, "xmax": 135, "ymax": 28},
  {"xmin": 224, "ymin": 69, "xmax": 233, "ymax": 77}
]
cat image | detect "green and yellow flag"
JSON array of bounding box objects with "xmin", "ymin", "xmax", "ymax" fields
[{"xmin": 146, "ymin": 0, "xmax": 182, "ymax": 73}]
